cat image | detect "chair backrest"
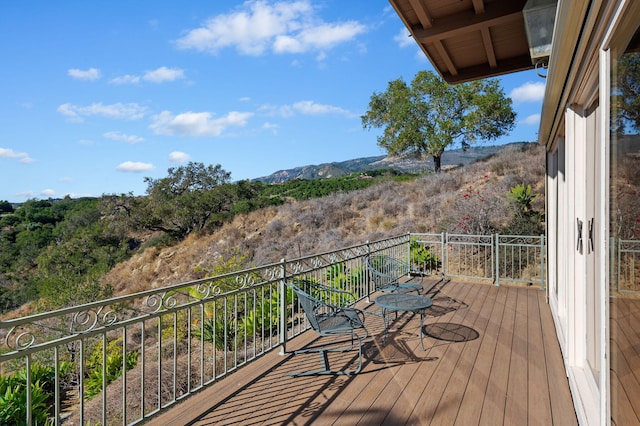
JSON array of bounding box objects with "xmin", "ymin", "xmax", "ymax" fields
[
  {"xmin": 366, "ymin": 254, "xmax": 410, "ymax": 288},
  {"xmin": 287, "ymin": 283, "xmax": 323, "ymax": 332}
]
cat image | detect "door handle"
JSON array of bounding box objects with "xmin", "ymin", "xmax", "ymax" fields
[
  {"xmin": 576, "ymin": 218, "xmax": 583, "ymax": 252},
  {"xmin": 588, "ymin": 218, "xmax": 594, "ymax": 253}
]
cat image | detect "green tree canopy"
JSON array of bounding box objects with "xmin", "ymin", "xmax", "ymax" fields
[
  {"xmin": 104, "ymin": 162, "xmax": 234, "ymax": 240},
  {"xmin": 0, "ymin": 200, "xmax": 13, "ymax": 213},
  {"xmin": 613, "ymin": 51, "xmax": 640, "ymax": 134},
  {"xmin": 361, "ymin": 70, "xmax": 516, "ymax": 172}
]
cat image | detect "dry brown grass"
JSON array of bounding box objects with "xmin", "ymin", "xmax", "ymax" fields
[{"xmin": 102, "ymin": 143, "xmax": 545, "ymax": 297}]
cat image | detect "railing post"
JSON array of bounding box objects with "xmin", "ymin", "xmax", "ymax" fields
[
  {"xmin": 365, "ymin": 241, "xmax": 372, "ymax": 302},
  {"xmin": 494, "ymin": 233, "xmax": 500, "ymax": 286},
  {"xmin": 540, "ymin": 234, "xmax": 546, "ymax": 291},
  {"xmin": 442, "ymin": 233, "xmax": 448, "ymax": 277},
  {"xmin": 279, "ymin": 258, "xmax": 287, "ymax": 356},
  {"xmin": 26, "ymin": 354, "xmax": 32, "ymax": 426},
  {"xmin": 617, "ymin": 237, "xmax": 621, "ymax": 293}
]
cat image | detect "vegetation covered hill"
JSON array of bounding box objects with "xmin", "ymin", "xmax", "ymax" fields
[
  {"xmin": 102, "ymin": 142, "xmax": 545, "ymax": 296},
  {"xmin": 0, "ymin": 142, "xmax": 545, "ymax": 317},
  {"xmin": 255, "ymin": 142, "xmax": 529, "ymax": 183}
]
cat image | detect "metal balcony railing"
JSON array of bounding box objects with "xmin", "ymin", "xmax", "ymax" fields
[
  {"xmin": 410, "ymin": 233, "xmax": 545, "ymax": 288},
  {"xmin": 0, "ymin": 232, "xmax": 545, "ymax": 425},
  {"xmin": 616, "ymin": 238, "xmax": 640, "ymax": 293}
]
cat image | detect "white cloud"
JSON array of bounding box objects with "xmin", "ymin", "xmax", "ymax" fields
[
  {"xmin": 40, "ymin": 189, "xmax": 55, "ymax": 197},
  {"xmin": 175, "ymin": 0, "xmax": 366, "ymax": 58},
  {"xmin": 259, "ymin": 100, "xmax": 354, "ymax": 118},
  {"xmin": 393, "ymin": 27, "xmax": 414, "ymax": 48},
  {"xmin": 110, "ymin": 67, "xmax": 185, "ymax": 84},
  {"xmin": 262, "ymin": 121, "xmax": 279, "ymax": 135},
  {"xmin": 57, "ymin": 102, "xmax": 148, "ymax": 121},
  {"xmin": 68, "ymin": 67, "xmax": 101, "ymax": 81},
  {"xmin": 273, "ymin": 22, "xmax": 366, "ymax": 54},
  {"xmin": 143, "ymin": 66, "xmax": 185, "ymax": 83},
  {"xmin": 110, "ymin": 74, "xmax": 141, "ymax": 85},
  {"xmin": 522, "ymin": 113, "xmax": 541, "ymax": 125},
  {"xmin": 510, "ymin": 81, "xmax": 546, "ymax": 103},
  {"xmin": 150, "ymin": 110, "xmax": 253, "ymax": 137},
  {"xmin": 169, "ymin": 151, "xmax": 190, "ymax": 163},
  {"xmin": 16, "ymin": 191, "xmax": 35, "ymax": 198},
  {"xmin": 258, "ymin": 103, "xmax": 295, "ymax": 118},
  {"xmin": 104, "ymin": 131, "xmax": 145, "ymax": 144},
  {"xmin": 116, "ymin": 161, "xmax": 155, "ymax": 172},
  {"xmin": 0, "ymin": 147, "xmax": 33, "ymax": 163},
  {"xmin": 292, "ymin": 100, "xmax": 352, "ymax": 116}
]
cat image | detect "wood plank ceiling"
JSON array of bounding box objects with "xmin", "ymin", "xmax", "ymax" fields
[{"xmin": 389, "ymin": 0, "xmax": 533, "ymax": 83}]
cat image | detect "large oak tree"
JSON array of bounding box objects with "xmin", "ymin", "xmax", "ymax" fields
[
  {"xmin": 613, "ymin": 51, "xmax": 640, "ymax": 134},
  {"xmin": 362, "ymin": 70, "xmax": 516, "ymax": 172}
]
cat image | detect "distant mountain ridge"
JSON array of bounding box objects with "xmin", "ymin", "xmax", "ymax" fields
[{"xmin": 255, "ymin": 142, "xmax": 531, "ymax": 183}]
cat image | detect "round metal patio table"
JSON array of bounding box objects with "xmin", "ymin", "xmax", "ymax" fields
[{"xmin": 375, "ymin": 293, "xmax": 432, "ymax": 351}]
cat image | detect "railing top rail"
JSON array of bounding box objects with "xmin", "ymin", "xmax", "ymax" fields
[
  {"xmin": 618, "ymin": 239, "xmax": 640, "ymax": 250},
  {"xmin": 497, "ymin": 234, "xmax": 545, "ymax": 244},
  {"xmin": 0, "ymin": 235, "xmax": 412, "ymax": 330},
  {"xmin": 446, "ymin": 233, "xmax": 493, "ymax": 244},
  {"xmin": 0, "ymin": 260, "xmax": 282, "ymax": 328}
]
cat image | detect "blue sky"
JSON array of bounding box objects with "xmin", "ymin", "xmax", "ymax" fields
[{"xmin": 0, "ymin": 0, "xmax": 545, "ymax": 202}]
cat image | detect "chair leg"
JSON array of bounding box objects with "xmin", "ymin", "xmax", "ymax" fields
[
  {"xmin": 321, "ymin": 350, "xmax": 330, "ymax": 372},
  {"xmin": 289, "ymin": 335, "xmax": 363, "ymax": 377}
]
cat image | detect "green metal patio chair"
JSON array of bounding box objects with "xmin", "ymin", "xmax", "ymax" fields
[
  {"xmin": 286, "ymin": 281, "xmax": 368, "ymax": 377},
  {"xmin": 366, "ymin": 254, "xmax": 424, "ymax": 294}
]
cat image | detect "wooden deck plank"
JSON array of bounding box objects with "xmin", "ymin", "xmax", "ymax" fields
[
  {"xmin": 400, "ymin": 281, "xmax": 481, "ymax": 424},
  {"xmin": 611, "ymin": 337, "xmax": 640, "ymax": 423},
  {"xmin": 371, "ymin": 280, "xmax": 476, "ymax": 425},
  {"xmin": 409, "ymin": 282, "xmax": 490, "ymax": 424},
  {"xmin": 456, "ymin": 284, "xmax": 508, "ymax": 424},
  {"xmin": 337, "ymin": 280, "xmax": 475, "ymax": 425},
  {"xmin": 478, "ymin": 284, "xmax": 517, "ymax": 426},
  {"xmin": 145, "ymin": 281, "xmax": 577, "ymax": 426},
  {"xmin": 428, "ymin": 281, "xmax": 498, "ymax": 425},
  {"xmin": 610, "ymin": 297, "xmax": 640, "ymax": 425},
  {"xmin": 316, "ymin": 311, "xmax": 418, "ymax": 425},
  {"xmin": 527, "ymin": 288, "xmax": 553, "ymax": 425},
  {"xmin": 503, "ymin": 288, "xmax": 529, "ymax": 423},
  {"xmin": 611, "ymin": 369, "xmax": 640, "ymax": 426},
  {"xmin": 537, "ymin": 288, "xmax": 578, "ymax": 425}
]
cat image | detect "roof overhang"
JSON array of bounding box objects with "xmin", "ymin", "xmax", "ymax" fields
[{"xmin": 389, "ymin": 0, "xmax": 534, "ymax": 84}]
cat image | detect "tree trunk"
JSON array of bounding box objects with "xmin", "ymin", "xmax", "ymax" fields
[{"xmin": 433, "ymin": 155, "xmax": 442, "ymax": 173}]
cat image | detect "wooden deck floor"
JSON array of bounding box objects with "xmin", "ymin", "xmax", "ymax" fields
[
  {"xmin": 611, "ymin": 296, "xmax": 640, "ymax": 425},
  {"xmin": 148, "ymin": 280, "xmax": 577, "ymax": 425}
]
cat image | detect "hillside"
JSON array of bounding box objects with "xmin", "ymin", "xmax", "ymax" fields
[
  {"xmin": 255, "ymin": 142, "xmax": 532, "ymax": 183},
  {"xmin": 102, "ymin": 142, "xmax": 545, "ymax": 295}
]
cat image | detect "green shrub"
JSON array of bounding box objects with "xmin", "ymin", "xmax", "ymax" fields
[
  {"xmin": 507, "ymin": 183, "xmax": 538, "ymax": 212},
  {"xmin": 0, "ymin": 377, "xmax": 49, "ymax": 425},
  {"xmin": 84, "ymin": 339, "xmax": 138, "ymax": 399},
  {"xmin": 502, "ymin": 184, "xmax": 544, "ymax": 235},
  {"xmin": 410, "ymin": 238, "xmax": 441, "ymax": 271},
  {"xmin": 240, "ymin": 285, "xmax": 294, "ymax": 336},
  {"xmin": 0, "ymin": 362, "xmax": 72, "ymax": 426},
  {"xmin": 192, "ymin": 313, "xmax": 237, "ymax": 351}
]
